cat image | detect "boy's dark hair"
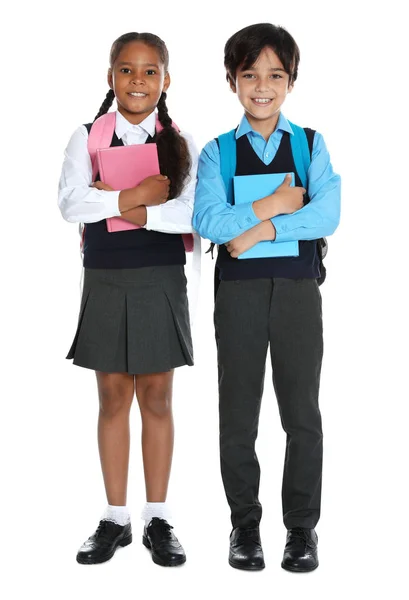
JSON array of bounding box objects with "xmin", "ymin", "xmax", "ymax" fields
[
  {"xmin": 94, "ymin": 32, "xmax": 191, "ymax": 199},
  {"xmin": 224, "ymin": 23, "xmax": 300, "ymax": 86}
]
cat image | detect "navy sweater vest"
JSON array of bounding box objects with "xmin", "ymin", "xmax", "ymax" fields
[
  {"xmin": 216, "ymin": 131, "xmax": 321, "ymax": 281},
  {"xmin": 83, "ymin": 124, "xmax": 185, "ymax": 269}
]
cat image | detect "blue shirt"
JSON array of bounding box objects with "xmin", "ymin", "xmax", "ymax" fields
[{"xmin": 193, "ymin": 113, "xmax": 341, "ymax": 245}]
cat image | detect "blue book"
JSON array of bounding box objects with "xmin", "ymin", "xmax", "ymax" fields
[{"xmin": 233, "ymin": 172, "xmax": 299, "ymax": 259}]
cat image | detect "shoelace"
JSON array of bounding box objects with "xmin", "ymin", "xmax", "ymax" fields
[
  {"xmin": 289, "ymin": 528, "xmax": 315, "ymax": 549},
  {"xmin": 94, "ymin": 520, "xmax": 117, "ymax": 543},
  {"xmin": 149, "ymin": 518, "xmax": 174, "ymax": 539},
  {"xmin": 237, "ymin": 528, "xmax": 261, "ymax": 546}
]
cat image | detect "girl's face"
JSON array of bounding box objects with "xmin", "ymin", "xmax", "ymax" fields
[
  {"xmin": 108, "ymin": 41, "xmax": 170, "ymax": 125},
  {"xmin": 230, "ymin": 46, "xmax": 293, "ymax": 131}
]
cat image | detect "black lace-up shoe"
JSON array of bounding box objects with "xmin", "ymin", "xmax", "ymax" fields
[
  {"xmin": 143, "ymin": 518, "xmax": 186, "ymax": 567},
  {"xmin": 229, "ymin": 526, "xmax": 265, "ymax": 571},
  {"xmin": 281, "ymin": 527, "xmax": 319, "ymax": 572},
  {"xmin": 76, "ymin": 520, "xmax": 132, "ymax": 564}
]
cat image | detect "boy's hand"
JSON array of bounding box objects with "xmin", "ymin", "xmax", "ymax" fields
[
  {"xmin": 226, "ymin": 221, "xmax": 276, "ymax": 258},
  {"xmin": 273, "ymin": 174, "xmax": 305, "ymax": 215},
  {"xmin": 252, "ymin": 174, "xmax": 306, "ymax": 221}
]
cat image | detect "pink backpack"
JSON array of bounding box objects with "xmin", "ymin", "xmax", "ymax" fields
[{"xmin": 84, "ymin": 111, "xmax": 194, "ymax": 252}]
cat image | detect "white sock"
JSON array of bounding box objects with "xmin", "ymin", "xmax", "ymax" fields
[
  {"xmin": 101, "ymin": 504, "xmax": 131, "ymax": 526},
  {"xmin": 141, "ymin": 502, "xmax": 171, "ymax": 527}
]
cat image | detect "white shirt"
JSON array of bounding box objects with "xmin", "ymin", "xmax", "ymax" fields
[
  {"xmin": 58, "ymin": 110, "xmax": 198, "ymax": 234},
  {"xmin": 58, "ymin": 109, "xmax": 201, "ymax": 324}
]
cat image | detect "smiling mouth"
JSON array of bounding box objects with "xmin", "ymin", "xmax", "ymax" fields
[
  {"xmin": 128, "ymin": 92, "xmax": 148, "ymax": 97},
  {"xmin": 252, "ymin": 98, "xmax": 273, "ymax": 104}
]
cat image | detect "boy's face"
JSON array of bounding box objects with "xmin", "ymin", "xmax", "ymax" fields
[{"xmin": 230, "ymin": 46, "xmax": 293, "ymax": 127}]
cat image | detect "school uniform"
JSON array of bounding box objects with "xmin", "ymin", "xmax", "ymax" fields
[
  {"xmin": 59, "ymin": 110, "xmax": 198, "ymax": 374},
  {"xmin": 193, "ymin": 113, "xmax": 341, "ymax": 530}
]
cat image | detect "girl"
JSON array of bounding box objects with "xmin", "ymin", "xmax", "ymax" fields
[{"xmin": 58, "ymin": 32, "xmax": 198, "ymax": 567}]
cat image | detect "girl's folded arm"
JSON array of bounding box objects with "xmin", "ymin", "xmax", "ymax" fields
[
  {"xmin": 58, "ymin": 125, "xmax": 121, "ymax": 224},
  {"xmin": 145, "ymin": 131, "xmax": 199, "ymax": 234}
]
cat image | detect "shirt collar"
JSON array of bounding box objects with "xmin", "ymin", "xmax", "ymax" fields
[
  {"xmin": 235, "ymin": 113, "xmax": 294, "ymax": 139},
  {"xmin": 115, "ymin": 110, "xmax": 156, "ymax": 139}
]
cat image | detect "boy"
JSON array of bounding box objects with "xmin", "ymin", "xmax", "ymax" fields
[{"xmin": 193, "ymin": 23, "xmax": 340, "ymax": 572}]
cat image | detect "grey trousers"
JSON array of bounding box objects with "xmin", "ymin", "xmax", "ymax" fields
[{"xmin": 214, "ymin": 277, "xmax": 323, "ymax": 529}]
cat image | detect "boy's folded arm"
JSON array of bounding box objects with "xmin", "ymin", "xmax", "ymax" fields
[
  {"xmin": 193, "ymin": 140, "xmax": 261, "ymax": 244},
  {"xmin": 271, "ymin": 132, "xmax": 341, "ymax": 242}
]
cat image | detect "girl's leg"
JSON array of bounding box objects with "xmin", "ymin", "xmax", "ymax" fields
[
  {"xmin": 136, "ymin": 370, "xmax": 186, "ymax": 567},
  {"xmin": 135, "ymin": 371, "xmax": 174, "ymax": 501},
  {"xmin": 96, "ymin": 371, "xmax": 135, "ymax": 505}
]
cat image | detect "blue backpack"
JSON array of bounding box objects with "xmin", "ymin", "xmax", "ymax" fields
[{"xmin": 213, "ymin": 123, "xmax": 327, "ymax": 285}]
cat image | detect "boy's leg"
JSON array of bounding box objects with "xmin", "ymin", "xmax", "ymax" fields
[
  {"xmin": 269, "ymin": 278, "xmax": 323, "ymax": 529},
  {"xmin": 214, "ymin": 278, "xmax": 271, "ymax": 528}
]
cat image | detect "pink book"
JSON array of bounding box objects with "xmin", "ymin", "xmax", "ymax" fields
[{"xmin": 96, "ymin": 144, "xmax": 160, "ymax": 232}]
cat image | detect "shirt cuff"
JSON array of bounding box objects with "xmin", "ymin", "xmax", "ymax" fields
[
  {"xmin": 236, "ymin": 202, "xmax": 261, "ymax": 229},
  {"xmin": 104, "ymin": 191, "xmax": 121, "ymax": 217},
  {"xmin": 145, "ymin": 205, "xmax": 162, "ymax": 230},
  {"xmin": 271, "ymin": 216, "xmax": 290, "ymax": 241}
]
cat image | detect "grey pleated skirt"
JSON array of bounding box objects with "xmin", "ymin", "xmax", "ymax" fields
[{"xmin": 66, "ymin": 265, "xmax": 193, "ymax": 374}]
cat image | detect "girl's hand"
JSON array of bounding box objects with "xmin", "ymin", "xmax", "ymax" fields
[
  {"xmin": 118, "ymin": 175, "xmax": 170, "ymax": 213},
  {"xmin": 225, "ymin": 221, "xmax": 276, "ymax": 258},
  {"xmin": 137, "ymin": 175, "xmax": 171, "ymax": 206},
  {"xmin": 92, "ymin": 181, "xmax": 114, "ymax": 192}
]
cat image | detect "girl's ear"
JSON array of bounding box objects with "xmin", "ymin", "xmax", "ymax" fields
[
  {"xmin": 163, "ymin": 72, "xmax": 171, "ymax": 93},
  {"xmin": 107, "ymin": 68, "xmax": 113, "ymax": 89}
]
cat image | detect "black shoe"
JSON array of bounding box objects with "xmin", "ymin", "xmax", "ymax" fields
[
  {"xmin": 76, "ymin": 520, "xmax": 132, "ymax": 565},
  {"xmin": 143, "ymin": 518, "xmax": 186, "ymax": 567},
  {"xmin": 281, "ymin": 527, "xmax": 319, "ymax": 572},
  {"xmin": 229, "ymin": 526, "xmax": 265, "ymax": 571}
]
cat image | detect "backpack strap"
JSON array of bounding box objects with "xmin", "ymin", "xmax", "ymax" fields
[
  {"xmin": 217, "ymin": 129, "xmax": 237, "ymax": 205},
  {"xmin": 87, "ymin": 112, "xmax": 179, "ymax": 182},
  {"xmin": 88, "ymin": 112, "xmax": 117, "ymax": 182},
  {"xmin": 288, "ymin": 121, "xmax": 311, "ymax": 189},
  {"xmin": 155, "ymin": 115, "xmax": 179, "ymax": 134},
  {"xmin": 217, "ymin": 125, "xmax": 312, "ymax": 198},
  {"xmin": 288, "ymin": 123, "xmax": 328, "ymax": 285}
]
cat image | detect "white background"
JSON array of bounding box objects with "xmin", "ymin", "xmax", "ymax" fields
[{"xmin": 1, "ymin": 0, "xmax": 408, "ymax": 598}]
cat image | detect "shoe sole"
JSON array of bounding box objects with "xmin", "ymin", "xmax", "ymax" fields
[
  {"xmin": 76, "ymin": 534, "xmax": 133, "ymax": 565},
  {"xmin": 281, "ymin": 561, "xmax": 319, "ymax": 573},
  {"xmin": 142, "ymin": 535, "xmax": 186, "ymax": 567},
  {"xmin": 229, "ymin": 558, "xmax": 265, "ymax": 571}
]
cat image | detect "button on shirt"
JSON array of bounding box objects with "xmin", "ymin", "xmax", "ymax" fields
[
  {"xmin": 193, "ymin": 113, "xmax": 341, "ymax": 245},
  {"xmin": 58, "ymin": 110, "xmax": 198, "ymax": 234}
]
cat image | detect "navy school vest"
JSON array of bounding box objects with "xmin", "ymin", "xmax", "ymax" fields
[
  {"xmin": 215, "ymin": 130, "xmax": 321, "ymax": 281},
  {"xmin": 83, "ymin": 124, "xmax": 185, "ymax": 269}
]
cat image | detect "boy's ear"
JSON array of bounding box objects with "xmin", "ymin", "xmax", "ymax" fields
[
  {"xmin": 107, "ymin": 68, "xmax": 113, "ymax": 89},
  {"xmin": 228, "ymin": 76, "xmax": 237, "ymax": 94},
  {"xmin": 163, "ymin": 72, "xmax": 171, "ymax": 93}
]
